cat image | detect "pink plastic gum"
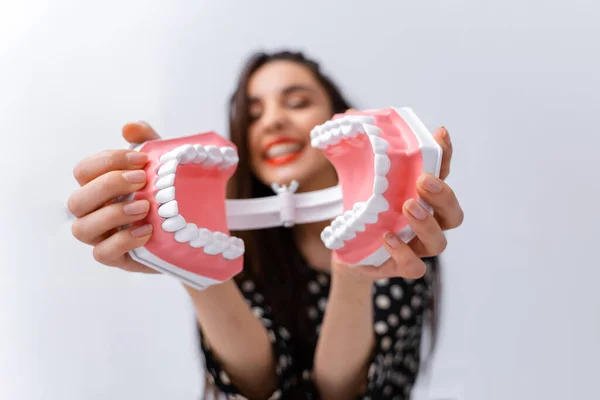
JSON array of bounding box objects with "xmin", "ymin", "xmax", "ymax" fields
[{"xmin": 127, "ymin": 132, "xmax": 243, "ymax": 289}]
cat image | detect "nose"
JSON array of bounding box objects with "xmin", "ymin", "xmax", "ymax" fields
[{"xmin": 260, "ymin": 102, "xmax": 287, "ymax": 133}]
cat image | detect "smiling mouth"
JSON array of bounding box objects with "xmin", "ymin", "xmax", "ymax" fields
[{"xmin": 264, "ymin": 141, "xmax": 305, "ymax": 166}]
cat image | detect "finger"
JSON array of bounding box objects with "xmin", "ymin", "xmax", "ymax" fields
[
  {"xmin": 92, "ymin": 223, "xmax": 154, "ymax": 267},
  {"xmin": 433, "ymin": 126, "xmax": 452, "ymax": 180},
  {"xmin": 353, "ymin": 234, "xmax": 426, "ymax": 279},
  {"xmin": 416, "ymin": 173, "xmax": 464, "ymax": 230},
  {"xmin": 67, "ymin": 169, "xmax": 147, "ymax": 218},
  {"xmin": 401, "ymin": 198, "xmax": 447, "ymax": 257},
  {"xmin": 122, "ymin": 121, "xmax": 160, "ymax": 144},
  {"xmin": 71, "ymin": 199, "xmax": 150, "ymax": 245},
  {"xmin": 72, "ymin": 149, "xmax": 149, "ymax": 186}
]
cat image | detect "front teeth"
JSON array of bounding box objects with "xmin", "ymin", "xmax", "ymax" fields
[
  {"xmin": 155, "ymin": 174, "xmax": 175, "ymax": 190},
  {"xmin": 158, "ymin": 200, "xmax": 178, "ymax": 218},
  {"xmin": 314, "ymin": 114, "xmax": 392, "ymax": 251},
  {"xmin": 162, "ymin": 214, "xmax": 186, "ymax": 232},
  {"xmin": 156, "ymin": 186, "xmax": 175, "ymax": 203},
  {"xmin": 150, "ymin": 143, "xmax": 244, "ymax": 259},
  {"xmin": 158, "ymin": 160, "xmax": 178, "ymax": 176}
]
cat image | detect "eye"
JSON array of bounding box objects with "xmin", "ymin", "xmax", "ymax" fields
[
  {"xmin": 248, "ymin": 104, "xmax": 262, "ymax": 122},
  {"xmin": 287, "ymin": 96, "xmax": 310, "ymax": 109}
]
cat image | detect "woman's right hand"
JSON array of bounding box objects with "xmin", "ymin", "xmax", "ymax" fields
[{"xmin": 67, "ymin": 121, "xmax": 161, "ymax": 273}]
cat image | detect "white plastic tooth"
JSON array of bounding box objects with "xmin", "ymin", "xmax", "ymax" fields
[
  {"xmin": 350, "ymin": 116, "xmax": 376, "ymax": 125},
  {"xmin": 340, "ymin": 120, "xmax": 353, "ymax": 135},
  {"xmin": 369, "ymin": 135, "xmax": 389, "ymax": 154},
  {"xmin": 190, "ymin": 228, "xmax": 212, "ymax": 248},
  {"xmin": 331, "ymin": 123, "xmax": 343, "ymax": 138},
  {"xmin": 155, "ymin": 186, "xmax": 175, "ymax": 203},
  {"xmin": 311, "ymin": 137, "xmax": 323, "ymax": 149},
  {"xmin": 157, "ymin": 159, "xmax": 178, "ymax": 176},
  {"xmin": 373, "ymin": 176, "xmax": 389, "ymax": 194},
  {"xmin": 323, "ymin": 120, "xmax": 336, "ymax": 131},
  {"xmin": 325, "ymin": 236, "xmax": 344, "ymax": 250},
  {"xmin": 203, "ymin": 232, "xmax": 230, "ymax": 255},
  {"xmin": 337, "ymin": 222, "xmax": 356, "ymax": 241},
  {"xmin": 220, "ymin": 147, "xmax": 239, "ymax": 169},
  {"xmin": 352, "ymin": 122, "xmax": 366, "ymax": 134},
  {"xmin": 162, "ymin": 214, "xmax": 186, "ymax": 232},
  {"xmin": 202, "ymin": 145, "xmax": 223, "ymax": 167},
  {"xmin": 159, "ymin": 148, "xmax": 184, "ymax": 163},
  {"xmin": 344, "ymin": 123, "xmax": 360, "ymax": 138},
  {"xmin": 310, "ymin": 125, "xmax": 321, "ymax": 139},
  {"xmin": 359, "ymin": 211, "xmax": 378, "ymax": 224},
  {"xmin": 320, "ymin": 129, "xmax": 332, "ymax": 144},
  {"xmin": 343, "ymin": 209, "xmax": 355, "ymax": 220},
  {"xmin": 367, "ymin": 195, "xmax": 390, "ymax": 213},
  {"xmin": 223, "ymin": 237, "xmax": 245, "ymax": 259},
  {"xmin": 328, "ymin": 134, "xmax": 342, "ymax": 146},
  {"xmin": 348, "ymin": 214, "xmax": 366, "ymax": 232},
  {"xmin": 192, "ymin": 144, "xmax": 208, "ymax": 164},
  {"xmin": 353, "ymin": 202, "xmax": 367, "ymax": 214},
  {"xmin": 320, "ymin": 226, "xmax": 333, "ymax": 243},
  {"xmin": 155, "ymin": 173, "xmax": 175, "ymax": 190},
  {"xmin": 174, "ymin": 223, "xmax": 199, "ymax": 243},
  {"xmin": 180, "ymin": 145, "xmax": 197, "ymax": 164},
  {"xmin": 374, "ymin": 154, "xmax": 391, "ymax": 175},
  {"xmin": 364, "ymin": 124, "xmax": 383, "ymax": 137},
  {"xmin": 158, "ymin": 200, "xmax": 178, "ymax": 218},
  {"xmin": 331, "ymin": 216, "xmax": 344, "ymax": 232}
]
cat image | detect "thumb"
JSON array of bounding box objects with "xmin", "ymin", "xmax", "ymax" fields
[{"xmin": 122, "ymin": 120, "xmax": 161, "ymax": 144}]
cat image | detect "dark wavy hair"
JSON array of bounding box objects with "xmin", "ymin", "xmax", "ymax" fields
[{"xmin": 225, "ymin": 50, "xmax": 441, "ymax": 372}]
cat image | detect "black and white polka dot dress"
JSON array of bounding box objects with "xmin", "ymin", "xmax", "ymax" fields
[{"xmin": 200, "ymin": 258, "xmax": 435, "ymax": 400}]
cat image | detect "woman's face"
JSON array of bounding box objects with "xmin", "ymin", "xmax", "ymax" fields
[{"xmin": 247, "ymin": 60, "xmax": 338, "ymax": 192}]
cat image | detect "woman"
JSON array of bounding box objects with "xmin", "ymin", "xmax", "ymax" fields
[{"xmin": 67, "ymin": 50, "xmax": 463, "ymax": 400}]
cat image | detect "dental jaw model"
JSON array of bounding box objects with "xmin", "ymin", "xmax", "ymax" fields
[
  {"xmin": 316, "ymin": 107, "xmax": 442, "ymax": 266},
  {"xmin": 123, "ymin": 107, "xmax": 442, "ymax": 291}
]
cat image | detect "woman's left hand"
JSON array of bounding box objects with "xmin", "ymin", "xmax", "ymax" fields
[{"xmin": 332, "ymin": 125, "xmax": 463, "ymax": 281}]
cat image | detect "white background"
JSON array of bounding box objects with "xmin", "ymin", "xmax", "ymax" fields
[{"xmin": 1, "ymin": 1, "xmax": 599, "ymax": 399}]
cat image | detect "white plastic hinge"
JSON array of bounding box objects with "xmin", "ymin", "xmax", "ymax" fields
[{"xmin": 270, "ymin": 180, "xmax": 299, "ymax": 228}]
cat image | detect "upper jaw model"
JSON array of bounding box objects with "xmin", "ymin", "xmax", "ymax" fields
[{"xmin": 120, "ymin": 107, "xmax": 442, "ymax": 291}]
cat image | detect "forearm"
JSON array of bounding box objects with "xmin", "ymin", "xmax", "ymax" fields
[
  {"xmin": 312, "ymin": 266, "xmax": 375, "ymax": 400},
  {"xmin": 184, "ymin": 280, "xmax": 277, "ymax": 399}
]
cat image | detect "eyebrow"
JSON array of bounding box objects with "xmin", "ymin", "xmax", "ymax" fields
[{"xmin": 248, "ymin": 84, "xmax": 316, "ymax": 103}]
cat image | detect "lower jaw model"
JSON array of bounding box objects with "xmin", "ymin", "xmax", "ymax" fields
[{"xmin": 121, "ymin": 107, "xmax": 442, "ymax": 291}]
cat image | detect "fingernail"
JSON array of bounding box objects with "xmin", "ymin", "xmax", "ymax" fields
[
  {"xmin": 126, "ymin": 151, "xmax": 148, "ymax": 165},
  {"xmin": 423, "ymin": 174, "xmax": 442, "ymax": 194},
  {"xmin": 407, "ymin": 199, "xmax": 428, "ymax": 220},
  {"xmin": 123, "ymin": 200, "xmax": 148, "ymax": 215},
  {"xmin": 442, "ymin": 126, "xmax": 451, "ymax": 146},
  {"xmin": 384, "ymin": 232, "xmax": 400, "ymax": 248},
  {"xmin": 131, "ymin": 224, "xmax": 152, "ymax": 237},
  {"xmin": 122, "ymin": 170, "xmax": 146, "ymax": 183}
]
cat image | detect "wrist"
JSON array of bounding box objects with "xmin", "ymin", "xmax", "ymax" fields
[
  {"xmin": 182, "ymin": 278, "xmax": 239, "ymax": 303},
  {"xmin": 331, "ymin": 260, "xmax": 375, "ymax": 289}
]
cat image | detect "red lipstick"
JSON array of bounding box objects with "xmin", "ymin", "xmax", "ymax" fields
[{"xmin": 263, "ymin": 137, "xmax": 304, "ymax": 166}]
